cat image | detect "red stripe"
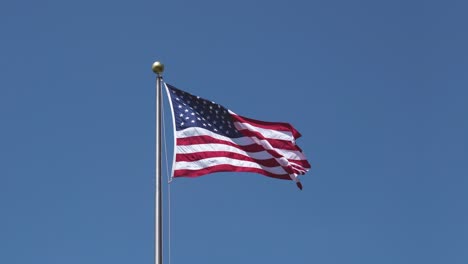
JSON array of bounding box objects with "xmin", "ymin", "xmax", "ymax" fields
[
  {"xmin": 216, "ymin": 128, "xmax": 306, "ymax": 175},
  {"xmin": 177, "ymin": 152, "xmax": 280, "ymax": 167},
  {"xmin": 231, "ymin": 114, "xmax": 302, "ymax": 139},
  {"xmin": 177, "ymin": 135, "xmax": 302, "ymax": 152},
  {"xmin": 236, "ymin": 129, "xmax": 304, "ymax": 152},
  {"xmin": 177, "ymin": 135, "xmax": 309, "ymax": 167},
  {"xmin": 178, "ymin": 134, "xmax": 308, "ymax": 177},
  {"xmin": 290, "ymin": 159, "xmax": 311, "ymax": 169},
  {"xmin": 290, "ymin": 163, "xmax": 308, "ymax": 172},
  {"xmin": 173, "ymin": 164, "xmax": 291, "ymax": 180},
  {"xmin": 176, "ymin": 152, "xmax": 308, "ymax": 171},
  {"xmin": 176, "ymin": 151, "xmax": 310, "ymax": 169}
]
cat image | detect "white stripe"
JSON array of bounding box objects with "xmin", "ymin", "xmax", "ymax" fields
[
  {"xmin": 228, "ymin": 110, "xmax": 295, "ymax": 141},
  {"xmin": 176, "ymin": 127, "xmax": 306, "ymax": 160},
  {"xmin": 231, "ymin": 121, "xmax": 302, "ymax": 182},
  {"xmin": 176, "ymin": 143, "xmax": 306, "ymax": 164},
  {"xmin": 233, "ymin": 121, "xmax": 294, "ymax": 141},
  {"xmin": 177, "ymin": 127, "xmax": 253, "ymax": 145},
  {"xmin": 175, "ymin": 157, "xmax": 288, "ymax": 175}
]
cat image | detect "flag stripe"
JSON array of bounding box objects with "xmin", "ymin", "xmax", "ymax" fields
[
  {"xmin": 230, "ymin": 112, "xmax": 301, "ymax": 139},
  {"xmin": 177, "ymin": 134, "xmax": 301, "ymax": 151},
  {"xmin": 176, "ymin": 142, "xmax": 305, "ymax": 179},
  {"xmin": 176, "ymin": 127, "xmax": 307, "ymax": 161},
  {"xmin": 177, "ymin": 144, "xmax": 288, "ymax": 161},
  {"xmin": 173, "ymin": 164, "xmax": 292, "ymax": 180},
  {"xmin": 233, "ymin": 129, "xmax": 304, "ymax": 152},
  {"xmin": 175, "ymin": 157, "xmax": 288, "ymax": 174},
  {"xmin": 233, "ymin": 127, "xmax": 305, "ymax": 177},
  {"xmin": 176, "ymin": 151, "xmax": 310, "ymax": 169},
  {"xmin": 176, "ymin": 139, "xmax": 306, "ymax": 161},
  {"xmin": 234, "ymin": 121, "xmax": 294, "ymax": 141},
  {"xmin": 174, "ymin": 126, "xmax": 308, "ymax": 181},
  {"xmin": 176, "ymin": 143, "xmax": 310, "ymax": 168},
  {"xmin": 176, "ymin": 152, "xmax": 282, "ymax": 168}
]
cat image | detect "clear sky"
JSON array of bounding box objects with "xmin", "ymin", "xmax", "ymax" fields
[{"xmin": 1, "ymin": 0, "xmax": 467, "ymax": 263}]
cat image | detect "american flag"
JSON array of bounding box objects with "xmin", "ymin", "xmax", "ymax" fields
[{"xmin": 165, "ymin": 83, "xmax": 311, "ymax": 189}]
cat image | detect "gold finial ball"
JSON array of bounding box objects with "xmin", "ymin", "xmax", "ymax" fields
[{"xmin": 152, "ymin": 61, "xmax": 164, "ymax": 74}]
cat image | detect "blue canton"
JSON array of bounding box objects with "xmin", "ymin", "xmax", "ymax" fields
[{"xmin": 166, "ymin": 84, "xmax": 243, "ymax": 138}]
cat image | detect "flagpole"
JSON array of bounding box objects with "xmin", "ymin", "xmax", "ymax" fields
[{"xmin": 152, "ymin": 61, "xmax": 164, "ymax": 264}]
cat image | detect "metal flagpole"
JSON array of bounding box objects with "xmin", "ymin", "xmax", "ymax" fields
[{"xmin": 152, "ymin": 61, "xmax": 164, "ymax": 264}]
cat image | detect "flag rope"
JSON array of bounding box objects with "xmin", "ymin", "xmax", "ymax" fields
[{"xmin": 161, "ymin": 85, "xmax": 173, "ymax": 264}]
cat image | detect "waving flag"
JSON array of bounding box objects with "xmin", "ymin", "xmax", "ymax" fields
[{"xmin": 165, "ymin": 83, "xmax": 311, "ymax": 189}]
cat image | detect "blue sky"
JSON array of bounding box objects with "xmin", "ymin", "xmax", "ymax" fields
[{"xmin": 1, "ymin": 0, "xmax": 467, "ymax": 263}]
